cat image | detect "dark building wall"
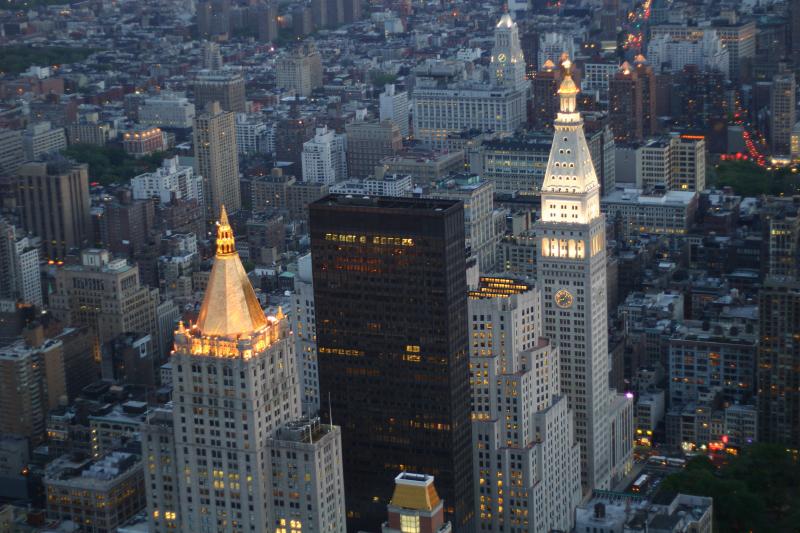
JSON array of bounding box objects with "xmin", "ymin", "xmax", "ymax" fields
[{"xmin": 309, "ymin": 195, "xmax": 473, "ymax": 532}]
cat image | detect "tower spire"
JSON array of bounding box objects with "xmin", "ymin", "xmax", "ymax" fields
[
  {"xmin": 557, "ymin": 55, "xmax": 579, "ymax": 115},
  {"xmin": 215, "ymin": 204, "xmax": 236, "ymax": 256}
]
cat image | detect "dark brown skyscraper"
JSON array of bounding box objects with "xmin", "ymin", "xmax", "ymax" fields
[
  {"xmin": 609, "ymin": 61, "xmax": 643, "ymax": 142},
  {"xmin": 310, "ymin": 196, "xmax": 473, "ymax": 533},
  {"xmin": 276, "ymin": 112, "xmax": 315, "ymax": 172},
  {"xmin": 16, "ymin": 159, "xmax": 90, "ymax": 260},
  {"xmin": 530, "ymin": 59, "xmax": 561, "ymax": 129}
]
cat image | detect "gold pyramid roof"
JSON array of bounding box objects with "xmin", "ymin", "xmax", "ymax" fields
[
  {"xmin": 390, "ymin": 474, "xmax": 441, "ymax": 512},
  {"xmin": 196, "ymin": 206, "xmax": 268, "ymax": 337}
]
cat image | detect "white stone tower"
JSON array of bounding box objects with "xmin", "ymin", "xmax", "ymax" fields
[
  {"xmin": 492, "ymin": 12, "xmax": 527, "ymax": 88},
  {"xmin": 534, "ymin": 58, "xmax": 627, "ymax": 493}
]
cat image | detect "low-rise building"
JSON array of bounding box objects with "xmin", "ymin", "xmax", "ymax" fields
[
  {"xmin": 575, "ymin": 492, "xmax": 713, "ymax": 533},
  {"xmin": 602, "ymin": 188, "xmax": 698, "ymax": 241},
  {"xmin": 44, "ymin": 452, "xmax": 146, "ymax": 533}
]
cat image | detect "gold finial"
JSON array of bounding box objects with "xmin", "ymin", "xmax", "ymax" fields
[
  {"xmin": 275, "ymin": 306, "xmax": 285, "ymax": 320},
  {"xmin": 178, "ymin": 320, "xmax": 186, "ymax": 334},
  {"xmin": 215, "ymin": 205, "xmax": 236, "ymax": 256},
  {"xmin": 557, "ymin": 54, "xmax": 579, "ymax": 98}
]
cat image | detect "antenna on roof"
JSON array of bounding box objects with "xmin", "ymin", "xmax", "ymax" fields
[{"xmin": 328, "ymin": 392, "xmax": 333, "ymax": 426}]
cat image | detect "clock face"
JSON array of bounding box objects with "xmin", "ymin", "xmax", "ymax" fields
[
  {"xmin": 497, "ymin": 53, "xmax": 507, "ymax": 63},
  {"xmin": 554, "ymin": 289, "xmax": 574, "ymax": 309}
]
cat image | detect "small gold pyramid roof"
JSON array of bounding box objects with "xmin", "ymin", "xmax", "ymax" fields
[
  {"xmin": 390, "ymin": 473, "xmax": 441, "ymax": 512},
  {"xmin": 196, "ymin": 206, "xmax": 268, "ymax": 337}
]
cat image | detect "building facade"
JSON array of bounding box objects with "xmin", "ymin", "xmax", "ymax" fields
[
  {"xmin": 534, "ymin": 60, "xmax": 633, "ymax": 492},
  {"xmin": 194, "ymin": 69, "xmax": 246, "ymax": 113},
  {"xmin": 310, "ymin": 196, "xmax": 473, "ymax": 531},
  {"xmin": 468, "ymin": 277, "xmax": 581, "ymax": 532},
  {"xmin": 15, "ymin": 160, "xmax": 90, "ymax": 260},
  {"xmin": 302, "ymin": 126, "xmax": 347, "ymax": 185},
  {"xmin": 194, "ymin": 102, "xmax": 241, "ymax": 217}
]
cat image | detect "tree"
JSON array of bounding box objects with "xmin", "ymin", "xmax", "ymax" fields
[{"xmin": 659, "ymin": 445, "xmax": 800, "ymax": 532}]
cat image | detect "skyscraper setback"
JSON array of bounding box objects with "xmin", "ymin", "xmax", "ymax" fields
[{"xmin": 310, "ymin": 196, "xmax": 473, "ymax": 532}]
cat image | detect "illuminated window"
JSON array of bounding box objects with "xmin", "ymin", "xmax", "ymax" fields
[{"xmin": 400, "ymin": 514, "xmax": 420, "ymax": 533}]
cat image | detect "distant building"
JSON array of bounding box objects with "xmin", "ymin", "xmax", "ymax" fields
[
  {"xmin": 424, "ymin": 174, "xmax": 499, "ymax": 272},
  {"xmin": 758, "ymin": 278, "xmax": 800, "ymax": 445},
  {"xmin": 669, "ymin": 322, "xmax": 757, "ymax": 406},
  {"xmin": 476, "ymin": 132, "xmax": 551, "ymax": 194},
  {"xmin": 671, "ymin": 134, "xmax": 706, "ymax": 192},
  {"xmin": 382, "ymin": 150, "xmax": 464, "ymax": 185},
  {"xmin": 44, "ymin": 452, "xmax": 145, "ymax": 533},
  {"xmin": 194, "ymin": 102, "xmax": 241, "ymax": 216},
  {"xmin": 67, "ymin": 119, "xmax": 113, "ymax": 146},
  {"xmin": 132, "ymin": 156, "xmax": 203, "ymax": 204},
  {"xmin": 770, "ymin": 68, "xmax": 796, "ymax": 155},
  {"xmin": 194, "ymin": 69, "xmax": 246, "ymax": 113},
  {"xmin": 16, "ymin": 160, "xmax": 90, "ymax": 260},
  {"xmin": 235, "ymin": 113, "xmax": 271, "ymax": 155},
  {"xmin": 0, "ymin": 218, "xmax": 42, "ymax": 307},
  {"xmin": 345, "ymin": 120, "xmax": 402, "ymax": 178},
  {"xmin": 329, "ymin": 170, "xmax": 413, "ymax": 197},
  {"xmin": 276, "ymin": 42, "xmax": 323, "ymax": 97},
  {"xmin": 601, "ymin": 188, "xmax": 698, "ymax": 241},
  {"xmin": 0, "ymin": 129, "xmax": 24, "ymax": 174},
  {"xmin": 302, "ymin": 126, "xmax": 347, "ymax": 184},
  {"xmin": 0, "ymin": 336, "xmax": 62, "ymax": 445},
  {"xmin": 575, "ymin": 492, "xmax": 713, "ymax": 533},
  {"xmin": 49, "ymin": 249, "xmax": 159, "ymax": 348},
  {"xmin": 138, "ymin": 93, "xmax": 196, "ymax": 129},
  {"xmin": 122, "ymin": 127, "xmax": 166, "ymax": 157},
  {"xmin": 413, "ymin": 15, "xmax": 527, "ymax": 148},
  {"xmin": 291, "ymin": 253, "xmax": 319, "ymax": 415},
  {"xmin": 22, "ymin": 121, "xmax": 67, "ymax": 161},
  {"xmin": 379, "ymin": 84, "xmax": 410, "ymax": 138}
]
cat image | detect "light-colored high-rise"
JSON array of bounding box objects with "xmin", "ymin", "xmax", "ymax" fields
[
  {"xmin": 292, "ymin": 253, "xmax": 319, "ymax": 416},
  {"xmin": 771, "ymin": 69, "xmax": 796, "ymax": 156},
  {"xmin": 267, "ymin": 417, "xmax": 346, "ymax": 533},
  {"xmin": 534, "ymin": 59, "xmax": 633, "ymax": 492},
  {"xmin": 425, "ymin": 174, "xmax": 499, "ymax": 273},
  {"xmin": 143, "ymin": 208, "xmax": 345, "ymax": 533},
  {"xmin": 671, "ymin": 134, "xmax": 706, "ymax": 192},
  {"xmin": 132, "ymin": 156, "xmax": 203, "ymax": 204},
  {"xmin": 413, "ymin": 14, "xmax": 528, "ymax": 148},
  {"xmin": 302, "ymin": 126, "xmax": 347, "ymax": 184},
  {"xmin": 22, "ymin": 121, "xmax": 67, "ymax": 161},
  {"xmin": 379, "ymin": 84, "xmax": 409, "ymax": 138},
  {"xmin": 194, "ymin": 102, "xmax": 241, "ymax": 217},
  {"xmin": 469, "ymin": 277, "xmax": 581, "ymax": 532},
  {"xmin": 49, "ymin": 249, "xmax": 159, "ymax": 349},
  {"xmin": 275, "ymin": 42, "xmax": 323, "ymax": 97},
  {"xmin": 0, "ymin": 218, "xmax": 42, "ymax": 307}
]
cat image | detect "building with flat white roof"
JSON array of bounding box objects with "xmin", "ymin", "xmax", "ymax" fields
[
  {"xmin": 131, "ymin": 156, "xmax": 203, "ymax": 204},
  {"xmin": 602, "ymin": 188, "xmax": 698, "ymax": 240},
  {"xmin": 138, "ymin": 93, "xmax": 196, "ymax": 129}
]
